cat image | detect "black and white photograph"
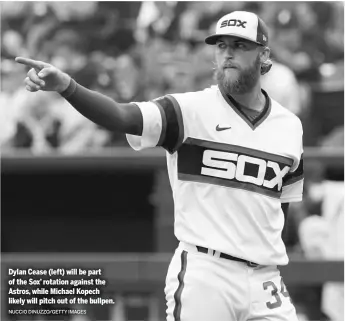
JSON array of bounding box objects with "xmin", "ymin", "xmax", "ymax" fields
[{"xmin": 1, "ymin": 1, "xmax": 344, "ymax": 321}]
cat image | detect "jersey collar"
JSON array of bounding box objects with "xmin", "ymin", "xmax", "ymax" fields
[{"xmin": 218, "ymin": 84, "xmax": 272, "ymax": 130}]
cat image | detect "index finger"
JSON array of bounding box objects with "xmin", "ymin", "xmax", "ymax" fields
[{"xmin": 15, "ymin": 57, "xmax": 49, "ymax": 71}]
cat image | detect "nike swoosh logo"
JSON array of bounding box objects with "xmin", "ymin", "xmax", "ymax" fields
[{"xmin": 216, "ymin": 125, "xmax": 231, "ymax": 131}]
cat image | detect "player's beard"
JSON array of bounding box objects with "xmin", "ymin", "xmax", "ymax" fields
[{"xmin": 216, "ymin": 55, "xmax": 261, "ymax": 95}]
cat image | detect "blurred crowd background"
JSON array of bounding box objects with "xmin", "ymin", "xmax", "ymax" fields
[
  {"xmin": 1, "ymin": 2, "xmax": 344, "ymax": 321},
  {"xmin": 1, "ymin": 1, "xmax": 344, "ymax": 152}
]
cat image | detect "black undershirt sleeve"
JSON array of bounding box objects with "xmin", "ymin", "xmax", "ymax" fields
[
  {"xmin": 281, "ymin": 203, "xmax": 290, "ymax": 241},
  {"xmin": 60, "ymin": 79, "xmax": 143, "ymax": 135}
]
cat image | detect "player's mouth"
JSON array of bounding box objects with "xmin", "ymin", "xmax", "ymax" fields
[
  {"xmin": 223, "ymin": 66, "xmax": 238, "ymax": 74},
  {"xmin": 223, "ymin": 63, "xmax": 237, "ymax": 69}
]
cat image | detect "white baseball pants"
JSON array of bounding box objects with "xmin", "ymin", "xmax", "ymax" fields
[{"xmin": 165, "ymin": 242, "xmax": 299, "ymax": 321}]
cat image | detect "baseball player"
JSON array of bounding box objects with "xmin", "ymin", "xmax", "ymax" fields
[{"xmin": 16, "ymin": 11, "xmax": 303, "ymax": 321}]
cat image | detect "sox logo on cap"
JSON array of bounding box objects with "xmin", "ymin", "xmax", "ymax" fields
[
  {"xmin": 220, "ymin": 19, "xmax": 247, "ymax": 28},
  {"xmin": 205, "ymin": 11, "xmax": 269, "ymax": 47}
]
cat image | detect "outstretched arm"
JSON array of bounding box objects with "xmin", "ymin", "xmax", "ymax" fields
[{"xmin": 15, "ymin": 57, "xmax": 143, "ymax": 135}]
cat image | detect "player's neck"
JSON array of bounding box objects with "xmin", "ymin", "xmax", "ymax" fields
[{"xmin": 230, "ymin": 84, "xmax": 265, "ymax": 112}]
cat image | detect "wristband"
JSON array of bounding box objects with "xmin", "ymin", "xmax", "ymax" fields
[{"xmin": 60, "ymin": 78, "xmax": 77, "ymax": 98}]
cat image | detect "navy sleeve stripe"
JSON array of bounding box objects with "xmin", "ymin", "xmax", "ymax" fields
[
  {"xmin": 153, "ymin": 95, "xmax": 184, "ymax": 153},
  {"xmin": 154, "ymin": 96, "xmax": 178, "ymax": 152},
  {"xmin": 283, "ymin": 154, "xmax": 304, "ymax": 186},
  {"xmin": 152, "ymin": 101, "xmax": 167, "ymax": 146},
  {"xmin": 283, "ymin": 174, "xmax": 304, "ymax": 187},
  {"xmin": 167, "ymin": 95, "xmax": 184, "ymax": 152}
]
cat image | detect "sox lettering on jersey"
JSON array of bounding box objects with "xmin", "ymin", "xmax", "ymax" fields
[
  {"xmin": 201, "ymin": 150, "xmax": 290, "ymax": 191},
  {"xmin": 177, "ymin": 138, "xmax": 295, "ymax": 198}
]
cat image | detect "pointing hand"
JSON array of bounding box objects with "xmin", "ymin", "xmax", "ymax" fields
[{"xmin": 15, "ymin": 57, "xmax": 71, "ymax": 93}]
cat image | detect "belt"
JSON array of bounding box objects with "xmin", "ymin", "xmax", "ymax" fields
[{"xmin": 196, "ymin": 246, "xmax": 259, "ymax": 267}]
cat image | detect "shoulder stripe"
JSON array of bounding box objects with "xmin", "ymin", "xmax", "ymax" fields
[
  {"xmin": 152, "ymin": 101, "xmax": 167, "ymax": 146},
  {"xmin": 153, "ymin": 96, "xmax": 183, "ymax": 154},
  {"xmin": 167, "ymin": 95, "xmax": 185, "ymax": 152},
  {"xmin": 284, "ymin": 175, "xmax": 304, "ymax": 187},
  {"xmin": 283, "ymin": 154, "xmax": 304, "ymax": 186}
]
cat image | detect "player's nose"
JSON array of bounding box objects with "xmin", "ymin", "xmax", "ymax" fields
[{"xmin": 223, "ymin": 46, "xmax": 235, "ymax": 59}]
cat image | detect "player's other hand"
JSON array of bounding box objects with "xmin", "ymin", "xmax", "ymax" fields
[{"xmin": 15, "ymin": 57, "xmax": 71, "ymax": 93}]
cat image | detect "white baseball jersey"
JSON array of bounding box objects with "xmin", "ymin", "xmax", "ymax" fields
[{"xmin": 126, "ymin": 85, "xmax": 304, "ymax": 266}]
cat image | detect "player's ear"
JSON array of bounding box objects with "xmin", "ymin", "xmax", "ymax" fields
[{"xmin": 259, "ymin": 46, "xmax": 270, "ymax": 64}]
